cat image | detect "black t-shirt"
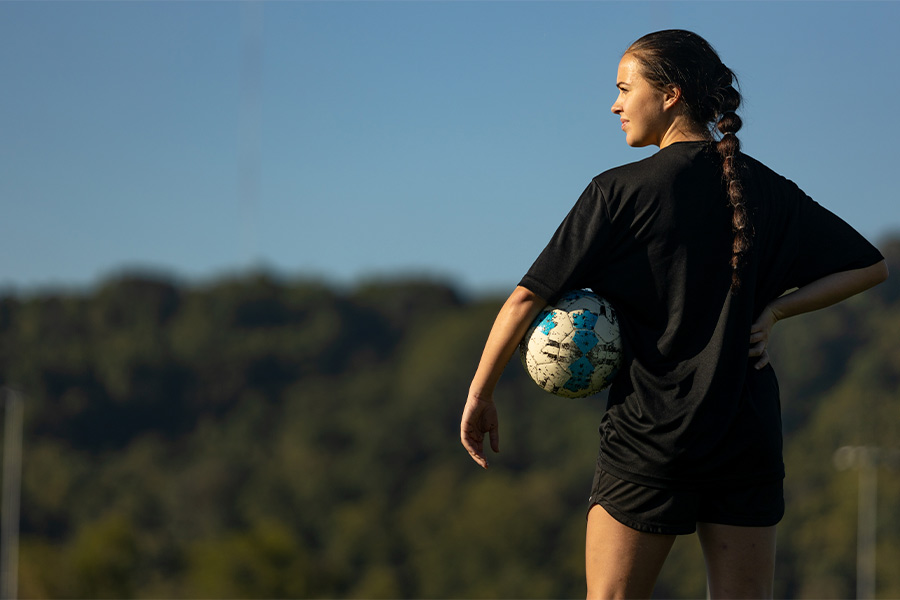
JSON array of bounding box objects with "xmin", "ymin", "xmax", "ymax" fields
[{"xmin": 519, "ymin": 141, "xmax": 884, "ymax": 489}]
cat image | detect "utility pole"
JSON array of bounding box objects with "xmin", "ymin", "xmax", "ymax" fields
[
  {"xmin": 834, "ymin": 445, "xmax": 900, "ymax": 600},
  {"xmin": 0, "ymin": 388, "xmax": 23, "ymax": 600},
  {"xmin": 239, "ymin": 0, "xmax": 264, "ymax": 271}
]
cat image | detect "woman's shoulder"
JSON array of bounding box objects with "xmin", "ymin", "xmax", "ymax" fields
[
  {"xmin": 739, "ymin": 152, "xmax": 807, "ymax": 200},
  {"xmin": 592, "ymin": 142, "xmax": 717, "ymax": 193},
  {"xmin": 594, "ymin": 155, "xmax": 654, "ymax": 182}
]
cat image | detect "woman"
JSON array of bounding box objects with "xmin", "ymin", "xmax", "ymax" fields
[{"xmin": 459, "ymin": 30, "xmax": 888, "ymax": 599}]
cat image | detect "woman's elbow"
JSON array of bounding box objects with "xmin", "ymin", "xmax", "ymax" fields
[
  {"xmin": 510, "ymin": 285, "xmax": 547, "ymax": 306},
  {"xmin": 871, "ymin": 259, "xmax": 889, "ymax": 285}
]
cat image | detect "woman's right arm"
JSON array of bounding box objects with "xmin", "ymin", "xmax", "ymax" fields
[
  {"xmin": 460, "ymin": 285, "xmax": 548, "ymax": 468},
  {"xmin": 749, "ymin": 259, "xmax": 889, "ymax": 369}
]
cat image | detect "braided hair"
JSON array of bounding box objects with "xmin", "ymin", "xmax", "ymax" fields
[{"xmin": 626, "ymin": 30, "xmax": 750, "ymax": 291}]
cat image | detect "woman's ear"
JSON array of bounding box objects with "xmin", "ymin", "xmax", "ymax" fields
[{"xmin": 662, "ymin": 84, "xmax": 682, "ymax": 110}]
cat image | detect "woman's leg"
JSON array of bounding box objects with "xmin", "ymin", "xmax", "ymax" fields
[
  {"xmin": 585, "ymin": 504, "xmax": 676, "ymax": 599},
  {"xmin": 697, "ymin": 522, "xmax": 777, "ymax": 599}
]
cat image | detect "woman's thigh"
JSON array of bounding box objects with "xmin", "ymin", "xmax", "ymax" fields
[
  {"xmin": 585, "ymin": 504, "xmax": 676, "ymax": 600},
  {"xmin": 697, "ymin": 522, "xmax": 777, "ymax": 600}
]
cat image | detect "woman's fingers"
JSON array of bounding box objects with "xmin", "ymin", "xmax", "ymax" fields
[
  {"xmin": 460, "ymin": 398, "xmax": 498, "ymax": 469},
  {"xmin": 748, "ymin": 339, "xmax": 767, "ymax": 358}
]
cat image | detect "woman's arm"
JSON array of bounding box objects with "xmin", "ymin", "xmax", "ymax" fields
[
  {"xmin": 749, "ymin": 259, "xmax": 889, "ymax": 369},
  {"xmin": 460, "ymin": 285, "xmax": 548, "ymax": 468}
]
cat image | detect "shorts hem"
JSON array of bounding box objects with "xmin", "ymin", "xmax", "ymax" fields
[
  {"xmin": 698, "ymin": 516, "xmax": 784, "ymax": 528},
  {"xmin": 588, "ymin": 498, "xmax": 696, "ymax": 536}
]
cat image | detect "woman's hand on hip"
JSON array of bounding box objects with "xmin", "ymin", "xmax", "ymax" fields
[{"xmin": 749, "ymin": 305, "xmax": 779, "ymax": 369}]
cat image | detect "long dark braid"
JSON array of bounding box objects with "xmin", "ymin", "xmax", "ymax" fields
[{"xmin": 627, "ymin": 30, "xmax": 750, "ymax": 291}]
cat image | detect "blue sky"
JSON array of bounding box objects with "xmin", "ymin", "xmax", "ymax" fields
[{"xmin": 2, "ymin": 1, "xmax": 899, "ymax": 296}]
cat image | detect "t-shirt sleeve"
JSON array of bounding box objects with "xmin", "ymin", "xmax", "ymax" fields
[
  {"xmin": 518, "ymin": 180, "xmax": 611, "ymax": 303},
  {"xmin": 780, "ymin": 193, "xmax": 884, "ymax": 291}
]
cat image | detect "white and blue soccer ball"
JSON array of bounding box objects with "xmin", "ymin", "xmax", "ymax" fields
[{"xmin": 519, "ymin": 290, "xmax": 622, "ymax": 398}]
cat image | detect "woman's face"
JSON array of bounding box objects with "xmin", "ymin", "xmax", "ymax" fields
[{"xmin": 611, "ymin": 55, "xmax": 675, "ymax": 148}]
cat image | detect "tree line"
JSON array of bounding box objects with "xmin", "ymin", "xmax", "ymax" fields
[{"xmin": 1, "ymin": 236, "xmax": 898, "ymax": 598}]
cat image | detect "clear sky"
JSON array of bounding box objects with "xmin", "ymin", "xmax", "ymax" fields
[{"xmin": 2, "ymin": 1, "xmax": 899, "ymax": 296}]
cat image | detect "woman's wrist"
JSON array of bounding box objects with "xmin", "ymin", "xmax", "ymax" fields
[
  {"xmin": 467, "ymin": 387, "xmax": 495, "ymax": 403},
  {"xmin": 766, "ymin": 300, "xmax": 787, "ymax": 322}
]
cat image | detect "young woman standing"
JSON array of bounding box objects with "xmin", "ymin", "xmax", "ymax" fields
[{"xmin": 460, "ymin": 30, "xmax": 888, "ymax": 599}]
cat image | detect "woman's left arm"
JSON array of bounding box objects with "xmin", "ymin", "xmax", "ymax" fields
[{"xmin": 749, "ymin": 259, "xmax": 889, "ymax": 369}]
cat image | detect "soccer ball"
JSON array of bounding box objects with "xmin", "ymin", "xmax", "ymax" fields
[{"xmin": 519, "ymin": 290, "xmax": 622, "ymax": 398}]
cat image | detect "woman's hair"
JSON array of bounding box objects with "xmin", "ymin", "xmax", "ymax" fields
[{"xmin": 626, "ymin": 30, "xmax": 749, "ymax": 291}]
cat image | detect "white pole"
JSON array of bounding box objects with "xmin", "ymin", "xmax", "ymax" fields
[
  {"xmin": 835, "ymin": 445, "xmax": 879, "ymax": 600},
  {"xmin": 857, "ymin": 448, "xmax": 877, "ymax": 600},
  {"xmin": 0, "ymin": 388, "xmax": 23, "ymax": 600}
]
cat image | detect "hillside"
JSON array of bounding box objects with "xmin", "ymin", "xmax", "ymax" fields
[{"xmin": 1, "ymin": 237, "xmax": 898, "ymax": 598}]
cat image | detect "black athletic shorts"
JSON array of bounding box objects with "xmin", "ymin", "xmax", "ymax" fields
[{"xmin": 587, "ymin": 467, "xmax": 785, "ymax": 535}]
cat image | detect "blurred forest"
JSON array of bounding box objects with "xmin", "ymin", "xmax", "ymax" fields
[{"xmin": 1, "ymin": 236, "xmax": 899, "ymax": 599}]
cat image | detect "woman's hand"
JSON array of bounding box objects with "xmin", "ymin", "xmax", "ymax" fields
[
  {"xmin": 749, "ymin": 305, "xmax": 779, "ymax": 369},
  {"xmin": 460, "ymin": 393, "xmax": 500, "ymax": 469}
]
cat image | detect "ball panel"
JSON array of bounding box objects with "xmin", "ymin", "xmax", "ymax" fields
[
  {"xmin": 571, "ymin": 329, "xmax": 598, "ymax": 355},
  {"xmin": 536, "ymin": 311, "xmax": 557, "ymax": 335}
]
